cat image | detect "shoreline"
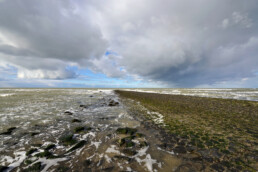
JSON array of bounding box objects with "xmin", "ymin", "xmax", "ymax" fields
[{"xmin": 116, "ymin": 90, "xmax": 258, "ymax": 171}]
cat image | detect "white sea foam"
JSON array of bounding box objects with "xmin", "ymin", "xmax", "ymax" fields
[{"xmin": 0, "ymin": 93, "xmax": 14, "ymax": 97}]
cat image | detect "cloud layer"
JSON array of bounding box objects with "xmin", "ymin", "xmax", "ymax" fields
[{"xmin": 0, "ymin": 0, "xmax": 257, "ymax": 87}]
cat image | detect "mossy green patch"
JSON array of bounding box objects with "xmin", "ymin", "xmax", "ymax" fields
[
  {"xmin": 115, "ymin": 90, "xmax": 258, "ymax": 171},
  {"xmin": 26, "ymin": 148, "xmax": 38, "ymax": 156},
  {"xmin": 60, "ymin": 134, "xmax": 77, "ymax": 146}
]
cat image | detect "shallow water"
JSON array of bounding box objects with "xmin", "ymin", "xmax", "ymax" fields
[{"xmin": 0, "ymin": 89, "xmax": 182, "ymax": 172}]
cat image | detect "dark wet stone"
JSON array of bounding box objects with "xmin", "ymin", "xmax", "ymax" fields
[
  {"xmin": 210, "ymin": 148, "xmax": 223, "ymax": 159},
  {"xmin": 174, "ymin": 146, "xmax": 187, "ymax": 154},
  {"xmin": 80, "ymin": 105, "xmax": 88, "ymax": 108},
  {"xmin": 178, "ymin": 140, "xmax": 186, "ymax": 146},
  {"xmin": 135, "ymin": 133, "xmax": 144, "ymax": 137},
  {"xmin": 30, "ymin": 132, "xmax": 40, "ymax": 136},
  {"xmin": 221, "ymin": 161, "xmax": 231, "ymax": 168},
  {"xmin": 72, "ymin": 119, "xmax": 81, "ymax": 123},
  {"xmin": 35, "ymin": 151, "xmax": 55, "ymax": 159},
  {"xmin": 113, "ymin": 155, "xmax": 132, "ymax": 162},
  {"xmin": 108, "ymin": 100, "xmax": 119, "ymax": 106},
  {"xmin": 0, "ymin": 127, "xmax": 17, "ymax": 135},
  {"xmin": 60, "ymin": 134, "xmax": 77, "ymax": 146},
  {"xmin": 211, "ymin": 163, "xmax": 225, "ymax": 172},
  {"xmin": 186, "ymin": 145, "xmax": 196, "ymax": 152},
  {"xmin": 0, "ymin": 166, "xmax": 8, "ymax": 172},
  {"xmin": 139, "ymin": 141, "xmax": 148, "ymax": 147},
  {"xmin": 84, "ymin": 160, "xmax": 91, "ymax": 167},
  {"xmin": 26, "ymin": 148, "xmax": 38, "ymax": 156},
  {"xmin": 122, "ymin": 149, "xmax": 137, "ymax": 156},
  {"xmin": 89, "ymin": 95, "xmax": 93, "ymax": 97},
  {"xmin": 175, "ymin": 163, "xmax": 196, "ymax": 172},
  {"xmin": 31, "ymin": 144, "xmax": 42, "ymax": 147},
  {"xmin": 74, "ymin": 126, "xmax": 85, "ymax": 133},
  {"xmin": 23, "ymin": 162, "xmax": 44, "ymax": 172},
  {"xmin": 55, "ymin": 166, "xmax": 70, "ymax": 172},
  {"xmin": 102, "ymin": 167, "xmax": 114, "ymax": 172},
  {"xmin": 116, "ymin": 127, "xmax": 137, "ymax": 135},
  {"xmin": 68, "ymin": 140, "xmax": 87, "ymax": 152},
  {"xmin": 64, "ymin": 111, "xmax": 73, "ymax": 115},
  {"xmin": 44, "ymin": 144, "xmax": 55, "ymax": 151}
]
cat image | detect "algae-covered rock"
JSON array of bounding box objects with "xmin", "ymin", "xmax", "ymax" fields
[
  {"xmin": 23, "ymin": 162, "xmax": 43, "ymax": 172},
  {"xmin": 67, "ymin": 140, "xmax": 87, "ymax": 152},
  {"xmin": 113, "ymin": 155, "xmax": 131, "ymax": 162},
  {"xmin": 44, "ymin": 144, "xmax": 55, "ymax": 151},
  {"xmin": 0, "ymin": 127, "xmax": 17, "ymax": 135},
  {"xmin": 72, "ymin": 119, "xmax": 81, "ymax": 123},
  {"xmin": 56, "ymin": 166, "xmax": 70, "ymax": 172},
  {"xmin": 64, "ymin": 111, "xmax": 73, "ymax": 115},
  {"xmin": 74, "ymin": 126, "xmax": 85, "ymax": 133},
  {"xmin": 35, "ymin": 151, "xmax": 59, "ymax": 159},
  {"xmin": 0, "ymin": 165, "xmax": 8, "ymax": 172},
  {"xmin": 135, "ymin": 133, "xmax": 144, "ymax": 137},
  {"xmin": 26, "ymin": 148, "xmax": 38, "ymax": 156},
  {"xmin": 122, "ymin": 149, "xmax": 137, "ymax": 156},
  {"xmin": 60, "ymin": 134, "xmax": 77, "ymax": 146},
  {"xmin": 108, "ymin": 100, "xmax": 119, "ymax": 106},
  {"xmin": 116, "ymin": 127, "xmax": 137, "ymax": 135},
  {"xmin": 74, "ymin": 126, "xmax": 92, "ymax": 133},
  {"xmin": 139, "ymin": 141, "xmax": 148, "ymax": 148},
  {"xmin": 79, "ymin": 105, "xmax": 88, "ymax": 108},
  {"xmin": 30, "ymin": 132, "xmax": 40, "ymax": 136},
  {"xmin": 118, "ymin": 137, "xmax": 135, "ymax": 147}
]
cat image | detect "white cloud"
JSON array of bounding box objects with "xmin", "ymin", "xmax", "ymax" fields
[{"xmin": 0, "ymin": 0, "xmax": 257, "ymax": 87}]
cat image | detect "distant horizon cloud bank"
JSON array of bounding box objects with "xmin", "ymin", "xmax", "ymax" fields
[{"xmin": 0, "ymin": 0, "xmax": 257, "ymax": 88}]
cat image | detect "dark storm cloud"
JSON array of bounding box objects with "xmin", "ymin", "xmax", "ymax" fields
[
  {"xmin": 0, "ymin": 0, "xmax": 107, "ymax": 79},
  {"xmin": 0, "ymin": 0, "xmax": 257, "ymax": 87}
]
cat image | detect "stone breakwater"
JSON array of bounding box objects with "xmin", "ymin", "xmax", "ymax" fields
[{"xmin": 116, "ymin": 90, "xmax": 258, "ymax": 172}]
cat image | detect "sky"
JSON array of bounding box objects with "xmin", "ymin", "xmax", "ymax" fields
[{"xmin": 0, "ymin": 0, "xmax": 257, "ymax": 88}]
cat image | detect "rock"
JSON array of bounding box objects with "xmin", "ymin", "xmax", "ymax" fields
[
  {"xmin": 118, "ymin": 137, "xmax": 135, "ymax": 147},
  {"xmin": 108, "ymin": 100, "xmax": 119, "ymax": 106},
  {"xmin": 30, "ymin": 132, "xmax": 40, "ymax": 136},
  {"xmin": 0, "ymin": 127, "xmax": 17, "ymax": 135},
  {"xmin": 89, "ymin": 95, "xmax": 93, "ymax": 97},
  {"xmin": 35, "ymin": 151, "xmax": 57, "ymax": 159},
  {"xmin": 72, "ymin": 119, "xmax": 81, "ymax": 123},
  {"xmin": 68, "ymin": 140, "xmax": 87, "ymax": 152},
  {"xmin": 74, "ymin": 126, "xmax": 85, "ymax": 133},
  {"xmin": 0, "ymin": 165, "xmax": 8, "ymax": 172},
  {"xmin": 210, "ymin": 163, "xmax": 224, "ymax": 172},
  {"xmin": 135, "ymin": 133, "xmax": 144, "ymax": 137},
  {"xmin": 174, "ymin": 146, "xmax": 187, "ymax": 154},
  {"xmin": 122, "ymin": 149, "xmax": 137, "ymax": 156},
  {"xmin": 113, "ymin": 155, "xmax": 132, "ymax": 162},
  {"xmin": 175, "ymin": 163, "xmax": 195, "ymax": 172},
  {"xmin": 80, "ymin": 105, "xmax": 88, "ymax": 108},
  {"xmin": 26, "ymin": 148, "xmax": 38, "ymax": 156},
  {"xmin": 102, "ymin": 167, "xmax": 114, "ymax": 172},
  {"xmin": 84, "ymin": 160, "xmax": 91, "ymax": 167},
  {"xmin": 116, "ymin": 127, "xmax": 137, "ymax": 135},
  {"xmin": 23, "ymin": 162, "xmax": 43, "ymax": 172},
  {"xmin": 139, "ymin": 141, "xmax": 148, "ymax": 148},
  {"xmin": 55, "ymin": 166, "xmax": 70, "ymax": 172},
  {"xmin": 60, "ymin": 134, "xmax": 77, "ymax": 146},
  {"xmin": 44, "ymin": 144, "xmax": 55, "ymax": 151},
  {"xmin": 64, "ymin": 111, "xmax": 73, "ymax": 115}
]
